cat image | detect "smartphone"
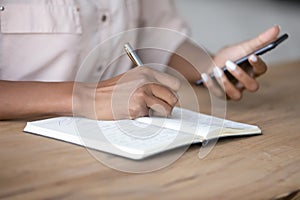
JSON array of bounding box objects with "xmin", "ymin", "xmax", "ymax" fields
[{"xmin": 196, "ymin": 33, "xmax": 289, "ymax": 85}]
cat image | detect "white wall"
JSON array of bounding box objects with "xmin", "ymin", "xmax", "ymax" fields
[{"xmin": 175, "ymin": 0, "xmax": 300, "ymax": 63}]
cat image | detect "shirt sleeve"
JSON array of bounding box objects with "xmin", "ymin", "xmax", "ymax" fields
[{"xmin": 137, "ymin": 0, "xmax": 191, "ymax": 68}]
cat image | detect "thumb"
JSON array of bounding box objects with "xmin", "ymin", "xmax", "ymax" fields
[{"xmin": 241, "ymin": 25, "xmax": 281, "ymax": 54}]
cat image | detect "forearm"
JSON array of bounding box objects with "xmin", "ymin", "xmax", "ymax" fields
[
  {"xmin": 0, "ymin": 81, "xmax": 73, "ymax": 120},
  {"xmin": 167, "ymin": 39, "xmax": 214, "ymax": 83}
]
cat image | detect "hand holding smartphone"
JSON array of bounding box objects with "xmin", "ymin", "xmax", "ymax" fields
[{"xmin": 196, "ymin": 33, "xmax": 289, "ymax": 85}]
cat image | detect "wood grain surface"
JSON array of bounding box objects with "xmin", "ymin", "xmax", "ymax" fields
[{"xmin": 0, "ymin": 61, "xmax": 300, "ymax": 200}]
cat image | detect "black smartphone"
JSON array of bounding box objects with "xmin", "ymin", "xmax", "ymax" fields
[{"xmin": 196, "ymin": 33, "xmax": 289, "ymax": 85}]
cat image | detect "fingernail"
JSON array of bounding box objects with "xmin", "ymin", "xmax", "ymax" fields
[
  {"xmin": 236, "ymin": 82, "xmax": 244, "ymax": 89},
  {"xmin": 213, "ymin": 66, "xmax": 223, "ymax": 78},
  {"xmin": 249, "ymin": 55, "xmax": 258, "ymax": 62},
  {"xmin": 226, "ymin": 60, "xmax": 237, "ymax": 71},
  {"xmin": 275, "ymin": 24, "xmax": 281, "ymax": 31},
  {"xmin": 172, "ymin": 94, "xmax": 179, "ymax": 105},
  {"xmin": 201, "ymin": 73, "xmax": 209, "ymax": 83},
  {"xmin": 233, "ymin": 92, "xmax": 241, "ymax": 100}
]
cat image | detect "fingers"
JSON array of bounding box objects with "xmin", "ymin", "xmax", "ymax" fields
[
  {"xmin": 241, "ymin": 25, "xmax": 281, "ymax": 54},
  {"xmin": 213, "ymin": 67, "xmax": 243, "ymax": 100},
  {"xmin": 136, "ymin": 68, "xmax": 180, "ymax": 116},
  {"xmin": 129, "ymin": 84, "xmax": 178, "ymax": 119},
  {"xmin": 145, "ymin": 84, "xmax": 178, "ymax": 117},
  {"xmin": 225, "ymin": 60, "xmax": 259, "ymax": 92},
  {"xmin": 151, "ymin": 69, "xmax": 181, "ymax": 91},
  {"xmin": 145, "ymin": 95, "xmax": 173, "ymax": 117},
  {"xmin": 130, "ymin": 67, "xmax": 181, "ymax": 91},
  {"xmin": 248, "ymin": 55, "xmax": 267, "ymax": 76},
  {"xmin": 202, "ymin": 56, "xmax": 266, "ymax": 101},
  {"xmin": 111, "ymin": 67, "xmax": 181, "ymax": 119},
  {"xmin": 201, "ymin": 73, "xmax": 226, "ymax": 98},
  {"xmin": 149, "ymin": 84, "xmax": 178, "ymax": 107},
  {"xmin": 203, "ymin": 26, "xmax": 279, "ymax": 101}
]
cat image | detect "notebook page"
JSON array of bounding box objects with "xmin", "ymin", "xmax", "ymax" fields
[
  {"xmin": 135, "ymin": 107, "xmax": 260, "ymax": 139},
  {"xmin": 24, "ymin": 117, "xmax": 196, "ymax": 160},
  {"xmin": 136, "ymin": 107, "xmax": 213, "ymax": 137}
]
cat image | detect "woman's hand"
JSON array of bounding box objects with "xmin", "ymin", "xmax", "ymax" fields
[
  {"xmin": 201, "ymin": 25, "xmax": 280, "ymax": 100},
  {"xmin": 74, "ymin": 67, "xmax": 181, "ymax": 120}
]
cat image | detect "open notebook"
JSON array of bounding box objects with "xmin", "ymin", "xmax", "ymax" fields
[{"xmin": 24, "ymin": 107, "xmax": 261, "ymax": 160}]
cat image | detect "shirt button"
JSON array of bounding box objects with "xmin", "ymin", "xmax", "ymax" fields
[
  {"xmin": 0, "ymin": 6, "xmax": 5, "ymax": 11},
  {"xmin": 101, "ymin": 15, "xmax": 107, "ymax": 22},
  {"xmin": 97, "ymin": 66, "xmax": 103, "ymax": 72}
]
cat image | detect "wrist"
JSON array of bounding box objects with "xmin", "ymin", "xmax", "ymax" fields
[{"xmin": 50, "ymin": 82, "xmax": 74, "ymax": 116}]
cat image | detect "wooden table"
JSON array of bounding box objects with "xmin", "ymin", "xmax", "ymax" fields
[{"xmin": 1, "ymin": 61, "xmax": 300, "ymax": 200}]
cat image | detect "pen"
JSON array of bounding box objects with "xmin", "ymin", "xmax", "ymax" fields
[{"xmin": 124, "ymin": 43, "xmax": 143, "ymax": 67}]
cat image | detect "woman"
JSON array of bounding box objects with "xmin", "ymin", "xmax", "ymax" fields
[{"xmin": 0, "ymin": 0, "xmax": 280, "ymax": 120}]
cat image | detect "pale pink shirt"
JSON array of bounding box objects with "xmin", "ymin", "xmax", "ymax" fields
[{"xmin": 0, "ymin": 0, "xmax": 189, "ymax": 81}]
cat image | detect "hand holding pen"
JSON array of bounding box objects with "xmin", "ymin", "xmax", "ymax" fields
[{"xmin": 118, "ymin": 43, "xmax": 180, "ymax": 118}]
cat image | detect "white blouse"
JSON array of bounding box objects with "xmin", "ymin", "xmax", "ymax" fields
[{"xmin": 0, "ymin": 0, "xmax": 189, "ymax": 81}]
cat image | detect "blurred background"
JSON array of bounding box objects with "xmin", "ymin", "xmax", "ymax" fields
[{"xmin": 176, "ymin": 0, "xmax": 300, "ymax": 64}]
